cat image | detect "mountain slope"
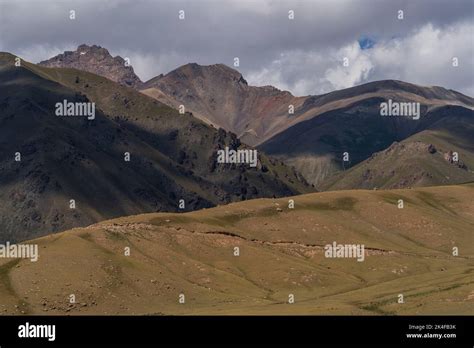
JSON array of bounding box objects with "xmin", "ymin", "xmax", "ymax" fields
[
  {"xmin": 32, "ymin": 46, "xmax": 474, "ymax": 190},
  {"xmin": 39, "ymin": 44, "xmax": 143, "ymax": 88},
  {"xmin": 320, "ymin": 107, "xmax": 474, "ymax": 190},
  {"xmin": 141, "ymin": 63, "xmax": 305, "ymax": 146},
  {"xmin": 142, "ymin": 64, "xmax": 474, "ymax": 147},
  {"xmin": 0, "ymin": 52, "xmax": 310, "ymax": 242},
  {"xmin": 131, "ymin": 62, "xmax": 474, "ymax": 189},
  {"xmin": 260, "ymin": 98, "xmax": 474, "ymax": 187},
  {"xmin": 1, "ymin": 184, "xmax": 473, "ymax": 315}
]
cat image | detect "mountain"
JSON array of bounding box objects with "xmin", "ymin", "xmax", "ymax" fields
[
  {"xmin": 142, "ymin": 64, "xmax": 474, "ymax": 188},
  {"xmin": 1, "ymin": 183, "xmax": 473, "ymax": 315},
  {"xmin": 320, "ymin": 106, "xmax": 474, "ymax": 190},
  {"xmin": 38, "ymin": 47, "xmax": 302, "ymax": 145},
  {"xmin": 39, "ymin": 44, "xmax": 143, "ymax": 88},
  {"xmin": 141, "ymin": 65, "xmax": 473, "ymax": 146},
  {"xmin": 141, "ymin": 63, "xmax": 304, "ymax": 146},
  {"xmin": 259, "ymin": 89, "xmax": 474, "ymax": 187},
  {"xmin": 0, "ymin": 52, "xmax": 310, "ymax": 243},
  {"xmin": 36, "ymin": 46, "xmax": 474, "ymax": 189}
]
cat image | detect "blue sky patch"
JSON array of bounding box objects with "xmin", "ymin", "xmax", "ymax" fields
[{"xmin": 358, "ymin": 36, "xmax": 376, "ymax": 50}]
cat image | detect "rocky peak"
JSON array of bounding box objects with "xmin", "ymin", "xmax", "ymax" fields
[{"xmin": 39, "ymin": 44, "xmax": 142, "ymax": 88}]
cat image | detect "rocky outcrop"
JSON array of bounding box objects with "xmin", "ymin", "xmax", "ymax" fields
[{"xmin": 39, "ymin": 44, "xmax": 142, "ymax": 88}]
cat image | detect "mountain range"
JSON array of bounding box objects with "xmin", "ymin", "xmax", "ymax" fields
[
  {"xmin": 1, "ymin": 44, "xmax": 473, "ymax": 316},
  {"xmin": 40, "ymin": 44, "xmax": 474, "ymax": 188},
  {"xmin": 1, "ymin": 43, "xmax": 473, "ymax": 242},
  {"xmin": 0, "ymin": 50, "xmax": 309, "ymax": 242}
]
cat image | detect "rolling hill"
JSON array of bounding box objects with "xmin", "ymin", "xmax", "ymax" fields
[{"xmin": 1, "ymin": 184, "xmax": 473, "ymax": 315}]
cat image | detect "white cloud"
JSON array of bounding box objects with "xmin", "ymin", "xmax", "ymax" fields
[
  {"xmin": 246, "ymin": 21, "xmax": 474, "ymax": 96},
  {"xmin": 114, "ymin": 50, "xmax": 163, "ymax": 82},
  {"xmin": 246, "ymin": 50, "xmax": 333, "ymax": 96},
  {"xmin": 370, "ymin": 22, "xmax": 474, "ymax": 94},
  {"xmin": 325, "ymin": 43, "xmax": 374, "ymax": 91},
  {"xmin": 2, "ymin": 1, "xmax": 471, "ymax": 96},
  {"xmin": 15, "ymin": 44, "xmax": 76, "ymax": 64}
]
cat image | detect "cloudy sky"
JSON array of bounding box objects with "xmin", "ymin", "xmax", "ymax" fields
[{"xmin": 0, "ymin": 0, "xmax": 473, "ymax": 96}]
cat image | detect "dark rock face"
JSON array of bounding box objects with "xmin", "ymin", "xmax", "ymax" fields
[{"xmin": 39, "ymin": 44, "xmax": 143, "ymax": 88}]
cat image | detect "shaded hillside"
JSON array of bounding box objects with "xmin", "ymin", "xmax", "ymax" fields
[
  {"xmin": 1, "ymin": 184, "xmax": 472, "ymax": 315},
  {"xmin": 320, "ymin": 107, "xmax": 474, "ymax": 190},
  {"xmin": 260, "ymin": 99, "xmax": 474, "ymax": 187},
  {"xmin": 0, "ymin": 52, "xmax": 310, "ymax": 242}
]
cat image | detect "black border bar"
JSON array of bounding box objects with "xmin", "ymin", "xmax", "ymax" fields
[{"xmin": 0, "ymin": 315, "xmax": 472, "ymax": 346}]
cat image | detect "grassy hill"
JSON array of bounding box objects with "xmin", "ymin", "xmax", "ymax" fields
[{"xmin": 1, "ymin": 184, "xmax": 472, "ymax": 315}]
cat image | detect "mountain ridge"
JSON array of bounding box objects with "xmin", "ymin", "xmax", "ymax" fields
[
  {"xmin": 39, "ymin": 44, "xmax": 143, "ymax": 88},
  {"xmin": 141, "ymin": 63, "xmax": 473, "ymax": 147},
  {"xmin": 0, "ymin": 51, "xmax": 310, "ymax": 242},
  {"xmin": 37, "ymin": 45, "xmax": 474, "ymax": 147},
  {"xmin": 29, "ymin": 45, "xmax": 474, "ymax": 189}
]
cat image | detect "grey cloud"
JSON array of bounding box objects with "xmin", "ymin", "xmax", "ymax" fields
[{"xmin": 0, "ymin": 0, "xmax": 472, "ymax": 95}]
